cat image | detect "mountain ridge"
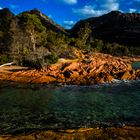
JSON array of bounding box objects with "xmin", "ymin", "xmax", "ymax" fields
[
  {"xmin": 0, "ymin": 8, "xmax": 140, "ymax": 67},
  {"xmin": 0, "ymin": 8, "xmax": 67, "ymax": 34},
  {"xmin": 70, "ymin": 10, "xmax": 140, "ymax": 46},
  {"xmin": 20, "ymin": 8, "xmax": 67, "ymax": 34}
]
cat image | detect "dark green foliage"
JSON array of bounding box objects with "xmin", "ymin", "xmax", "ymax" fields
[
  {"xmin": 0, "ymin": 54, "xmax": 12, "ymax": 65},
  {"xmin": 74, "ymin": 34, "xmax": 130, "ymax": 56},
  {"xmin": 46, "ymin": 31, "xmax": 66, "ymax": 46},
  {"xmin": 129, "ymin": 46, "xmax": 140, "ymax": 56},
  {"xmin": 17, "ymin": 13, "xmax": 47, "ymax": 52},
  {"xmin": 22, "ymin": 51, "xmax": 58, "ymax": 68},
  {"xmin": 101, "ymin": 43, "xmax": 130, "ymax": 56},
  {"xmin": 0, "ymin": 32, "xmax": 10, "ymax": 53},
  {"xmin": 44, "ymin": 52, "xmax": 58, "ymax": 64},
  {"xmin": 73, "ymin": 22, "xmax": 92, "ymax": 49},
  {"xmin": 0, "ymin": 9, "xmax": 14, "ymax": 53},
  {"xmin": 58, "ymin": 47, "xmax": 76, "ymax": 59},
  {"xmin": 0, "ymin": 8, "xmax": 140, "ymax": 69},
  {"xmin": 92, "ymin": 39, "xmax": 104, "ymax": 52},
  {"xmin": 22, "ymin": 54, "xmax": 44, "ymax": 69},
  {"xmin": 0, "ymin": 8, "xmax": 14, "ymax": 32},
  {"xmin": 22, "ymin": 58, "xmax": 43, "ymax": 69},
  {"xmin": 18, "ymin": 13, "xmax": 45, "ymax": 31},
  {"xmin": 44, "ymin": 31, "xmax": 76, "ymax": 59}
]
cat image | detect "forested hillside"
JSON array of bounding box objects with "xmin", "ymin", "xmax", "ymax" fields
[{"xmin": 0, "ymin": 8, "xmax": 140, "ymax": 68}]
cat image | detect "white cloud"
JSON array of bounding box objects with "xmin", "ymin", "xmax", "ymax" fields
[
  {"xmin": 64, "ymin": 20, "xmax": 75, "ymax": 25},
  {"xmin": 63, "ymin": 20, "xmax": 76, "ymax": 29},
  {"xmin": 0, "ymin": 7, "xmax": 2, "ymax": 10},
  {"xmin": 129, "ymin": 8, "xmax": 136, "ymax": 13},
  {"xmin": 73, "ymin": 5, "xmax": 107, "ymax": 17},
  {"xmin": 62, "ymin": 0, "xmax": 77, "ymax": 5},
  {"xmin": 64, "ymin": 25, "xmax": 72, "ymax": 29},
  {"xmin": 73, "ymin": 0, "xmax": 120, "ymax": 18},
  {"xmin": 102, "ymin": 2, "xmax": 119, "ymax": 11}
]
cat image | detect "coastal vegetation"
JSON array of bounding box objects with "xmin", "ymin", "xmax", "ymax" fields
[
  {"xmin": 0, "ymin": 8, "xmax": 140, "ymax": 69},
  {"xmin": 0, "ymin": 8, "xmax": 140, "ymax": 139}
]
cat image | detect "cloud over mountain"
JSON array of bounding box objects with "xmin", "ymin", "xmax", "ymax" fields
[
  {"xmin": 63, "ymin": 20, "xmax": 75, "ymax": 29},
  {"xmin": 73, "ymin": 5, "xmax": 106, "ymax": 17},
  {"xmin": 73, "ymin": 0, "xmax": 120, "ymax": 18},
  {"xmin": 0, "ymin": 0, "xmax": 140, "ymax": 29},
  {"xmin": 62, "ymin": 0, "xmax": 77, "ymax": 5}
]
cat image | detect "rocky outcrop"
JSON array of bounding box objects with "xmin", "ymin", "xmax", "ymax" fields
[
  {"xmin": 0, "ymin": 126, "xmax": 140, "ymax": 140},
  {"xmin": 0, "ymin": 53, "xmax": 139, "ymax": 85}
]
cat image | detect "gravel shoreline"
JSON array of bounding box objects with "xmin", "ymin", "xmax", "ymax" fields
[{"xmin": 0, "ymin": 126, "xmax": 140, "ymax": 140}]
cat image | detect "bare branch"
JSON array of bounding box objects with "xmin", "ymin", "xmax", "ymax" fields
[{"xmin": 0, "ymin": 62, "xmax": 16, "ymax": 68}]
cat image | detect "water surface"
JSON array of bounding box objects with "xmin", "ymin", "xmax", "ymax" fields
[
  {"xmin": 132, "ymin": 61, "xmax": 140, "ymax": 69},
  {"xmin": 0, "ymin": 81, "xmax": 140, "ymax": 134}
]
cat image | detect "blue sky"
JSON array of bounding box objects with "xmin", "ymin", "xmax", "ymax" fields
[{"xmin": 0, "ymin": 0, "xmax": 140, "ymax": 29}]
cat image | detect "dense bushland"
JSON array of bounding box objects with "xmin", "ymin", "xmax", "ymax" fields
[{"xmin": 0, "ymin": 8, "xmax": 139, "ymax": 68}]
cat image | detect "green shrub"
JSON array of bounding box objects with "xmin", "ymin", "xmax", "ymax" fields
[
  {"xmin": 0, "ymin": 8, "xmax": 13, "ymax": 32},
  {"xmin": 44, "ymin": 52, "xmax": 58, "ymax": 64},
  {"xmin": 19, "ymin": 13, "xmax": 45, "ymax": 32},
  {"xmin": 101, "ymin": 43, "xmax": 129, "ymax": 56},
  {"xmin": 0, "ymin": 54, "xmax": 12, "ymax": 65},
  {"xmin": 22, "ymin": 54, "xmax": 44, "ymax": 69},
  {"xmin": 22, "ymin": 51, "xmax": 58, "ymax": 69}
]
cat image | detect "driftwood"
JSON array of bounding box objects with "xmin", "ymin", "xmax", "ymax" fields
[{"xmin": 0, "ymin": 62, "xmax": 16, "ymax": 68}]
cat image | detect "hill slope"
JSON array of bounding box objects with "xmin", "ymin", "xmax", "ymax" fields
[
  {"xmin": 0, "ymin": 8, "xmax": 140, "ymax": 68},
  {"xmin": 70, "ymin": 11, "xmax": 140, "ymax": 46}
]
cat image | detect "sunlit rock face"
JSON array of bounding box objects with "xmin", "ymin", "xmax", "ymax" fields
[{"xmin": 1, "ymin": 53, "xmax": 139, "ymax": 85}]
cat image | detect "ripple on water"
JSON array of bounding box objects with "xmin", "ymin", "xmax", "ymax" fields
[{"xmin": 0, "ymin": 80, "xmax": 140, "ymax": 134}]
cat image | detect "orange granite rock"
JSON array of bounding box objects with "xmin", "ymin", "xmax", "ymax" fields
[
  {"xmin": 31, "ymin": 75, "xmax": 56, "ymax": 84},
  {"xmin": 0, "ymin": 53, "xmax": 139, "ymax": 85},
  {"xmin": 121, "ymin": 71, "xmax": 132, "ymax": 80},
  {"xmin": 1, "ymin": 126, "xmax": 139, "ymax": 140}
]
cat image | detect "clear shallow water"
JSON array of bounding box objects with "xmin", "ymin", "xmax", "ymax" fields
[
  {"xmin": 0, "ymin": 81, "xmax": 140, "ymax": 134},
  {"xmin": 132, "ymin": 61, "xmax": 140, "ymax": 69}
]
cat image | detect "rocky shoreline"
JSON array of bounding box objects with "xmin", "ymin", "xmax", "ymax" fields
[
  {"xmin": 0, "ymin": 53, "xmax": 140, "ymax": 85},
  {"xmin": 0, "ymin": 126, "xmax": 140, "ymax": 140},
  {"xmin": 0, "ymin": 53, "xmax": 140, "ymax": 139}
]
